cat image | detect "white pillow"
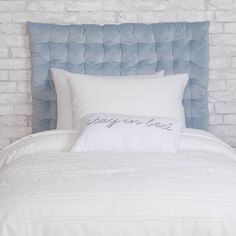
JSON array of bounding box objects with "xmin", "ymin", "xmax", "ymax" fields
[
  {"xmin": 51, "ymin": 69, "xmax": 72, "ymax": 129},
  {"xmin": 71, "ymin": 113, "xmax": 182, "ymax": 153},
  {"xmin": 67, "ymin": 72, "xmax": 188, "ymax": 128},
  {"xmin": 51, "ymin": 68, "xmax": 165, "ymax": 129}
]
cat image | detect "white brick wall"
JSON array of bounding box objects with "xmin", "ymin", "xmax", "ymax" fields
[{"xmin": 0, "ymin": 0, "xmax": 236, "ymax": 148}]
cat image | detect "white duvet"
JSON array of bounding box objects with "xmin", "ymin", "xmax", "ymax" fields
[{"xmin": 0, "ymin": 129, "xmax": 236, "ymax": 236}]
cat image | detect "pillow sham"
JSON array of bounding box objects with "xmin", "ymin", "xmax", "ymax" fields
[
  {"xmin": 51, "ymin": 68, "xmax": 165, "ymax": 129},
  {"xmin": 71, "ymin": 113, "xmax": 182, "ymax": 153},
  {"xmin": 67, "ymin": 72, "xmax": 188, "ymax": 128},
  {"xmin": 51, "ymin": 69, "xmax": 72, "ymax": 129}
]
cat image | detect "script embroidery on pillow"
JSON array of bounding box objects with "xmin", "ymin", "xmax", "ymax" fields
[
  {"xmin": 87, "ymin": 116, "xmax": 174, "ymax": 130},
  {"xmin": 71, "ymin": 113, "xmax": 183, "ymax": 153}
]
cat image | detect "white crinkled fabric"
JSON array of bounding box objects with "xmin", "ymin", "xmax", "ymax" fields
[{"xmin": 0, "ymin": 129, "xmax": 236, "ymax": 236}]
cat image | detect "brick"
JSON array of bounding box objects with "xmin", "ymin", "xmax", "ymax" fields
[
  {"xmin": 9, "ymin": 70, "xmax": 31, "ymax": 81},
  {"xmin": 0, "ymin": 140, "xmax": 10, "ymax": 150},
  {"xmin": 208, "ymin": 0, "xmax": 236, "ymax": 10},
  {"xmin": 0, "ymin": 48, "xmax": 8, "ymax": 58},
  {"xmin": 211, "ymin": 125, "xmax": 236, "ymax": 137},
  {"xmin": 0, "ymin": 127, "xmax": 31, "ymax": 139},
  {"xmin": 14, "ymin": 104, "xmax": 32, "ymax": 115},
  {"xmin": 134, "ymin": 0, "xmax": 167, "ymax": 11},
  {"xmin": 208, "ymin": 80, "xmax": 226, "ymax": 91},
  {"xmin": 12, "ymin": 12, "xmax": 31, "ymax": 23},
  {"xmin": 176, "ymin": 11, "xmax": 214, "ymax": 21},
  {"xmin": 10, "ymin": 48, "xmax": 30, "ymax": 58},
  {"xmin": 168, "ymin": 0, "xmax": 206, "ymax": 10},
  {"xmin": 209, "ymin": 23, "xmax": 224, "ymax": 34},
  {"xmin": 77, "ymin": 12, "xmax": 116, "ymax": 23},
  {"xmin": 28, "ymin": 1, "xmax": 65, "ymax": 12},
  {"xmin": 0, "ymin": 23, "xmax": 26, "ymax": 35},
  {"xmin": 142, "ymin": 11, "xmax": 177, "ymax": 22},
  {"xmin": 117, "ymin": 12, "xmax": 142, "ymax": 23},
  {"xmin": 224, "ymin": 114, "xmax": 236, "ymax": 124},
  {"xmin": 0, "ymin": 1, "xmax": 26, "ymax": 11},
  {"xmin": 0, "ymin": 94, "xmax": 29, "ymax": 104},
  {"xmin": 0, "ymin": 13, "xmax": 11, "ymax": 23},
  {"xmin": 0, "ymin": 115, "xmax": 28, "ymax": 127},
  {"xmin": 210, "ymin": 45, "xmax": 236, "ymax": 57},
  {"xmin": 17, "ymin": 81, "xmax": 30, "ymax": 92},
  {"xmin": 66, "ymin": 1, "xmax": 102, "ymax": 11},
  {"xmin": 215, "ymin": 103, "xmax": 236, "ymax": 114},
  {"xmin": 103, "ymin": 0, "xmax": 132, "ymax": 11},
  {"xmin": 216, "ymin": 11, "xmax": 236, "ymax": 22},
  {"xmin": 231, "ymin": 57, "xmax": 236, "ymax": 67},
  {"xmin": 13, "ymin": 12, "xmax": 77, "ymax": 23},
  {"xmin": 210, "ymin": 69, "xmax": 236, "ymax": 80},
  {"xmin": 209, "ymin": 91, "xmax": 235, "ymax": 102},
  {"xmin": 0, "ymin": 59, "xmax": 30, "ymax": 69},
  {"xmin": 209, "ymin": 57, "xmax": 231, "ymax": 70},
  {"xmin": 0, "ymin": 71, "xmax": 8, "ymax": 81},
  {"xmin": 209, "ymin": 114, "xmax": 224, "ymax": 125},
  {"xmin": 0, "ymin": 35, "xmax": 26, "ymax": 47},
  {"xmin": 224, "ymin": 23, "xmax": 236, "ymax": 33},
  {"xmin": 211, "ymin": 34, "xmax": 236, "ymax": 45},
  {"xmin": 63, "ymin": 13, "xmax": 78, "ymax": 23},
  {"xmin": 208, "ymin": 103, "xmax": 214, "ymax": 113},
  {"xmin": 0, "ymin": 106, "xmax": 14, "ymax": 115},
  {"xmin": 227, "ymin": 80, "xmax": 236, "ymax": 90},
  {"xmin": 0, "ymin": 82, "xmax": 16, "ymax": 93}
]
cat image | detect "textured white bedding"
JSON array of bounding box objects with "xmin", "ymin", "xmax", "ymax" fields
[{"xmin": 0, "ymin": 129, "xmax": 236, "ymax": 236}]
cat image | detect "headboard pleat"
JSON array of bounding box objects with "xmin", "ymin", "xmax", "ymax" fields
[{"xmin": 27, "ymin": 21, "xmax": 209, "ymax": 133}]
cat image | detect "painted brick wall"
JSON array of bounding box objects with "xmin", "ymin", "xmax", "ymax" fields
[{"xmin": 0, "ymin": 0, "xmax": 236, "ymax": 148}]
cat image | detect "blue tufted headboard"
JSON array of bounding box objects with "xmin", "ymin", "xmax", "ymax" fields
[{"xmin": 27, "ymin": 21, "xmax": 209, "ymax": 133}]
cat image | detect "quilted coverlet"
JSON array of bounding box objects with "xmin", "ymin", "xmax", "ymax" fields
[{"xmin": 0, "ymin": 129, "xmax": 236, "ymax": 236}]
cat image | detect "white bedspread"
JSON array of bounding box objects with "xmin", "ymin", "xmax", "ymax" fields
[{"xmin": 0, "ymin": 129, "xmax": 236, "ymax": 236}]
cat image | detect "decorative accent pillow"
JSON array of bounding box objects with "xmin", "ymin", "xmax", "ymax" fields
[
  {"xmin": 51, "ymin": 68, "xmax": 165, "ymax": 129},
  {"xmin": 71, "ymin": 113, "xmax": 182, "ymax": 153},
  {"xmin": 67, "ymin": 72, "xmax": 188, "ymax": 128}
]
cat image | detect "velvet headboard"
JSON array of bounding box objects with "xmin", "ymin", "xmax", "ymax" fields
[{"xmin": 27, "ymin": 21, "xmax": 209, "ymax": 133}]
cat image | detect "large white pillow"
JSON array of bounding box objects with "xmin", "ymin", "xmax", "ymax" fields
[
  {"xmin": 67, "ymin": 72, "xmax": 188, "ymax": 128},
  {"xmin": 71, "ymin": 113, "xmax": 182, "ymax": 153},
  {"xmin": 51, "ymin": 69, "xmax": 72, "ymax": 129},
  {"xmin": 51, "ymin": 68, "xmax": 165, "ymax": 129}
]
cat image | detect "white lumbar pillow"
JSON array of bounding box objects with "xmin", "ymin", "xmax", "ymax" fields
[
  {"xmin": 71, "ymin": 113, "xmax": 183, "ymax": 153},
  {"xmin": 51, "ymin": 68, "xmax": 165, "ymax": 129},
  {"xmin": 67, "ymin": 72, "xmax": 188, "ymax": 128}
]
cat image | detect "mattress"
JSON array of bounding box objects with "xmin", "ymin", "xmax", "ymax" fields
[{"xmin": 0, "ymin": 129, "xmax": 236, "ymax": 236}]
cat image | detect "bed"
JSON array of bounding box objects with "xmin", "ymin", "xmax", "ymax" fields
[{"xmin": 1, "ymin": 21, "xmax": 236, "ymax": 236}]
